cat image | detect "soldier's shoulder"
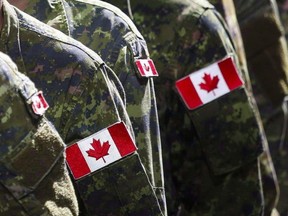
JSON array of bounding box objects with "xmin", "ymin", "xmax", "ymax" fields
[
  {"xmin": 175, "ymin": 0, "xmax": 214, "ymax": 16},
  {"xmin": 0, "ymin": 52, "xmax": 21, "ymax": 86},
  {"xmin": 0, "ymin": 52, "xmax": 37, "ymax": 99},
  {"xmin": 74, "ymin": 0, "xmax": 144, "ymax": 40},
  {"xmin": 15, "ymin": 7, "xmax": 105, "ymax": 67},
  {"xmin": 160, "ymin": 0, "xmax": 215, "ymax": 24},
  {"xmin": 0, "ymin": 52, "xmax": 18, "ymax": 72}
]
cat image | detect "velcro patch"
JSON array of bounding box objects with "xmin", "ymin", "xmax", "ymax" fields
[
  {"xmin": 135, "ymin": 59, "xmax": 158, "ymax": 77},
  {"xmin": 31, "ymin": 91, "xmax": 49, "ymax": 115}
]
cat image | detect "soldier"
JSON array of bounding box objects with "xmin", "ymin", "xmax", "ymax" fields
[
  {"xmin": 207, "ymin": 1, "xmax": 282, "ymax": 215},
  {"xmin": 0, "ymin": 52, "xmax": 78, "ymax": 215},
  {"xmin": 231, "ymin": 0, "xmax": 288, "ymax": 215},
  {"xmin": 0, "ymin": 0, "xmax": 163, "ymax": 215},
  {"xmin": 8, "ymin": 0, "xmax": 167, "ymax": 214},
  {"xmin": 109, "ymin": 0, "xmax": 269, "ymax": 215}
]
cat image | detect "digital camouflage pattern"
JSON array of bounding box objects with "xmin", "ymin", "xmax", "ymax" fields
[
  {"xmin": 0, "ymin": 52, "xmax": 78, "ymax": 215},
  {"xmin": 9, "ymin": 0, "xmax": 166, "ymax": 214},
  {"xmin": 108, "ymin": 0, "xmax": 268, "ymax": 215},
  {"xmin": 63, "ymin": 1, "xmax": 166, "ymax": 213},
  {"xmin": 209, "ymin": 1, "xmax": 281, "ymax": 215},
  {"xmin": 232, "ymin": 0, "xmax": 288, "ymax": 215},
  {"xmin": 0, "ymin": 1, "xmax": 163, "ymax": 215}
]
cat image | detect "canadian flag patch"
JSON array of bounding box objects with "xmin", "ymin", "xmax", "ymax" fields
[
  {"xmin": 175, "ymin": 57, "xmax": 243, "ymax": 110},
  {"xmin": 135, "ymin": 59, "xmax": 158, "ymax": 77},
  {"xmin": 65, "ymin": 122, "xmax": 137, "ymax": 180},
  {"xmin": 31, "ymin": 91, "xmax": 49, "ymax": 115}
]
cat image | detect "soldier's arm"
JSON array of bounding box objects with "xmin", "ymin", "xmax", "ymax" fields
[{"xmin": 0, "ymin": 52, "xmax": 78, "ymax": 216}]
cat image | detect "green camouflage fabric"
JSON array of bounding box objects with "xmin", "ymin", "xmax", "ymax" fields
[
  {"xmin": 108, "ymin": 0, "xmax": 268, "ymax": 215},
  {"xmin": 63, "ymin": 1, "xmax": 166, "ymax": 211},
  {"xmin": 208, "ymin": 1, "xmax": 281, "ymax": 215},
  {"xmin": 10, "ymin": 0, "xmax": 166, "ymax": 214},
  {"xmin": 0, "ymin": 52, "xmax": 78, "ymax": 215},
  {"xmin": 233, "ymin": 0, "xmax": 288, "ymax": 215},
  {"xmin": 0, "ymin": 1, "xmax": 163, "ymax": 215}
]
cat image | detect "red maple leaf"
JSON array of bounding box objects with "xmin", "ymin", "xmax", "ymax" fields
[
  {"xmin": 144, "ymin": 63, "xmax": 150, "ymax": 72},
  {"xmin": 199, "ymin": 73, "xmax": 219, "ymax": 95},
  {"xmin": 86, "ymin": 139, "xmax": 111, "ymax": 163}
]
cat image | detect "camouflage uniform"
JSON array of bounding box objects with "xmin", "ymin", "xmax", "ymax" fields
[
  {"xmin": 208, "ymin": 1, "xmax": 281, "ymax": 215},
  {"xmin": 231, "ymin": 0, "xmax": 288, "ymax": 215},
  {"xmin": 108, "ymin": 0, "xmax": 269, "ymax": 215},
  {"xmin": 0, "ymin": 1, "xmax": 163, "ymax": 215},
  {"xmin": 0, "ymin": 52, "xmax": 78, "ymax": 215},
  {"xmin": 9, "ymin": 0, "xmax": 166, "ymax": 214}
]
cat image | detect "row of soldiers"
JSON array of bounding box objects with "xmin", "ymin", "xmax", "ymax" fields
[{"xmin": 1, "ymin": 0, "xmax": 288, "ymax": 215}]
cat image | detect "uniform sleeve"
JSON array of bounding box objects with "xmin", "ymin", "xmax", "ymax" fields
[
  {"xmin": 163, "ymin": 7, "xmax": 265, "ymax": 215},
  {"xmin": 111, "ymin": 34, "xmax": 166, "ymax": 213},
  {"xmin": 0, "ymin": 53, "xmax": 78, "ymax": 216},
  {"xmin": 74, "ymin": 153, "xmax": 163, "ymax": 215},
  {"xmin": 173, "ymin": 9, "xmax": 264, "ymax": 175},
  {"xmin": 62, "ymin": 62, "xmax": 163, "ymax": 215}
]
